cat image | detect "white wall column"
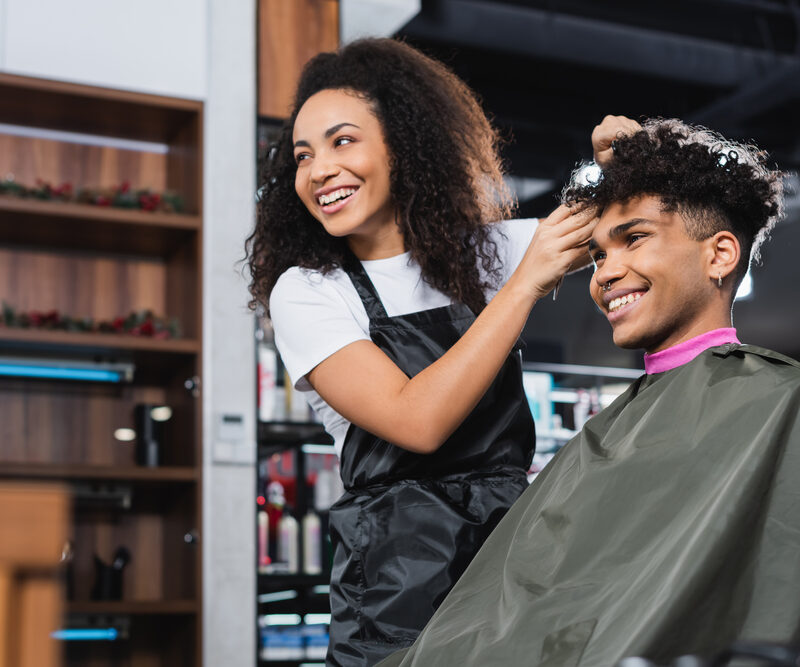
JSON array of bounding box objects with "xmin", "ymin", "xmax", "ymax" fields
[{"xmin": 203, "ymin": 0, "xmax": 257, "ymax": 665}]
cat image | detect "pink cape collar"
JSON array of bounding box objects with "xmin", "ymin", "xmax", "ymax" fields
[{"xmin": 644, "ymin": 328, "xmax": 740, "ymax": 375}]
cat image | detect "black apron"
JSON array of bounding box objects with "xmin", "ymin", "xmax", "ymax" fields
[{"xmin": 326, "ymin": 254, "xmax": 536, "ymax": 666}]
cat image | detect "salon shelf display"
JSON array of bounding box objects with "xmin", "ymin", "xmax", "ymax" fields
[
  {"xmin": 0, "ymin": 72, "xmax": 203, "ymax": 667},
  {"xmin": 522, "ymin": 361, "xmax": 642, "ymax": 479},
  {"xmin": 256, "ymin": 432, "xmax": 340, "ymax": 666}
]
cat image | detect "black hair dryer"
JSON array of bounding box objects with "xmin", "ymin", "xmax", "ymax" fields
[
  {"xmin": 90, "ymin": 546, "xmax": 131, "ymax": 601},
  {"xmin": 134, "ymin": 403, "xmax": 172, "ymax": 467}
]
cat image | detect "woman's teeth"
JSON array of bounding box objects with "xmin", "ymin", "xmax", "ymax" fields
[
  {"xmin": 318, "ymin": 188, "xmax": 356, "ymax": 206},
  {"xmin": 608, "ymin": 292, "xmax": 643, "ymax": 312}
]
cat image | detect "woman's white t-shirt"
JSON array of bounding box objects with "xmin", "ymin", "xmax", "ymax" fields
[{"xmin": 269, "ymin": 218, "xmax": 538, "ymax": 456}]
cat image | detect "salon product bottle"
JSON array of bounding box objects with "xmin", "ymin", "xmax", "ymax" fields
[
  {"xmin": 258, "ymin": 511, "xmax": 270, "ymax": 573},
  {"xmin": 277, "ymin": 513, "xmax": 299, "ymax": 573},
  {"xmin": 257, "ymin": 323, "xmax": 278, "ymax": 421},
  {"xmin": 314, "ymin": 468, "xmax": 334, "ymax": 511},
  {"xmin": 302, "ymin": 511, "xmax": 322, "ymax": 574},
  {"xmin": 265, "ymin": 481, "xmax": 286, "ymax": 562}
]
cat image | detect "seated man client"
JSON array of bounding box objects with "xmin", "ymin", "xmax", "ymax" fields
[{"xmin": 379, "ymin": 118, "xmax": 800, "ymax": 667}]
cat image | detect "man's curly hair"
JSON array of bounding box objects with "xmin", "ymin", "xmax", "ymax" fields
[
  {"xmin": 246, "ymin": 38, "xmax": 514, "ymax": 315},
  {"xmin": 562, "ymin": 118, "xmax": 785, "ymax": 285}
]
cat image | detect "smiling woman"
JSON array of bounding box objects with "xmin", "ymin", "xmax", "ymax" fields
[{"xmin": 245, "ymin": 38, "xmax": 621, "ymax": 667}]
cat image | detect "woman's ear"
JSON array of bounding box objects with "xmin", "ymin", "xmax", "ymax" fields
[{"xmin": 706, "ymin": 230, "xmax": 741, "ymax": 286}]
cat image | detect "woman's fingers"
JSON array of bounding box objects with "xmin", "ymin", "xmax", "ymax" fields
[
  {"xmin": 541, "ymin": 202, "xmax": 596, "ymax": 230},
  {"xmin": 540, "ymin": 203, "xmax": 575, "ymax": 225},
  {"xmin": 560, "ymin": 214, "xmax": 598, "ymax": 247},
  {"xmin": 591, "ymin": 114, "xmax": 643, "ymax": 167}
]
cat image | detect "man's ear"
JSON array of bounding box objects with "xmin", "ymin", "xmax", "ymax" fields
[{"xmin": 706, "ymin": 231, "xmax": 741, "ymax": 285}]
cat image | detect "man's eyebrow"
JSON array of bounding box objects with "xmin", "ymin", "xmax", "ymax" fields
[
  {"xmin": 608, "ymin": 218, "xmax": 657, "ymax": 240},
  {"xmin": 294, "ymin": 122, "xmax": 361, "ymax": 149},
  {"xmin": 589, "ymin": 217, "xmax": 657, "ymax": 253}
]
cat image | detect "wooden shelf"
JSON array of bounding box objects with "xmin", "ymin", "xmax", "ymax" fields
[
  {"xmin": 0, "ymin": 463, "xmax": 197, "ymax": 483},
  {"xmin": 0, "ymin": 327, "xmax": 200, "ymax": 355},
  {"xmin": 0, "ymin": 196, "xmax": 200, "ymax": 256},
  {"xmin": 67, "ymin": 600, "xmax": 198, "ymax": 615},
  {"xmin": 0, "ymin": 72, "xmax": 202, "ymax": 144}
]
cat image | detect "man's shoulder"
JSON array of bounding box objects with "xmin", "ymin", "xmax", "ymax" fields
[
  {"xmin": 739, "ymin": 344, "xmax": 800, "ymax": 370},
  {"xmin": 713, "ymin": 343, "xmax": 800, "ymax": 389}
]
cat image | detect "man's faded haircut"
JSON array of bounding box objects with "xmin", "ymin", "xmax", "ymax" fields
[{"xmin": 562, "ymin": 118, "xmax": 786, "ymax": 285}]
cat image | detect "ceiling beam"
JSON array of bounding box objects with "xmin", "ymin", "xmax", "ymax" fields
[
  {"xmin": 405, "ymin": 0, "xmax": 800, "ymax": 87},
  {"xmin": 690, "ymin": 62, "xmax": 800, "ymax": 125}
]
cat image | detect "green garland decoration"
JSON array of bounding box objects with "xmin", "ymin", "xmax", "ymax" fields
[
  {"xmin": 1, "ymin": 302, "xmax": 181, "ymax": 339},
  {"xmin": 0, "ymin": 176, "xmax": 184, "ymax": 213}
]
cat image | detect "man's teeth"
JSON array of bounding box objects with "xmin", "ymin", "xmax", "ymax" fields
[
  {"xmin": 318, "ymin": 188, "xmax": 356, "ymax": 206},
  {"xmin": 608, "ymin": 293, "xmax": 643, "ymax": 312}
]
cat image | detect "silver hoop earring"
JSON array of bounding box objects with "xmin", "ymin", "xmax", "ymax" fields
[{"xmin": 717, "ymin": 273, "xmax": 723, "ymax": 288}]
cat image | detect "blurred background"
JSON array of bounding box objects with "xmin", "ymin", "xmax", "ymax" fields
[{"xmin": 0, "ymin": 1, "xmax": 797, "ymax": 666}]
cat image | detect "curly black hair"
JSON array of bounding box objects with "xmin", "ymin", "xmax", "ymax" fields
[
  {"xmin": 245, "ymin": 38, "xmax": 514, "ymax": 315},
  {"xmin": 561, "ymin": 118, "xmax": 785, "ymax": 285}
]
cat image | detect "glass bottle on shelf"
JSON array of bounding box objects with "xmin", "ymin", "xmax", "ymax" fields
[
  {"xmin": 257, "ymin": 316, "xmax": 284, "ymax": 421},
  {"xmin": 257, "ymin": 313, "xmax": 314, "ymax": 422}
]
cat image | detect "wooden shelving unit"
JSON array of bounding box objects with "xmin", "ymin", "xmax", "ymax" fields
[
  {"xmin": 0, "ymin": 72, "xmax": 203, "ymax": 667},
  {"xmin": 0, "ymin": 463, "xmax": 198, "ymax": 483},
  {"xmin": 0, "ymin": 196, "xmax": 201, "ymax": 256}
]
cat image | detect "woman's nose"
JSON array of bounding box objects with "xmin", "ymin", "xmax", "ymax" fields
[{"xmin": 310, "ymin": 153, "xmax": 340, "ymax": 183}]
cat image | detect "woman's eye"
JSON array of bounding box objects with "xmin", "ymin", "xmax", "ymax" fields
[
  {"xmin": 334, "ymin": 136, "xmax": 354, "ymax": 147},
  {"xmin": 294, "ymin": 153, "xmax": 310, "ymax": 165}
]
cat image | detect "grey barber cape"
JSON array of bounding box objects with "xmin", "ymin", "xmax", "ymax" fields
[{"xmin": 379, "ymin": 344, "xmax": 800, "ymax": 667}]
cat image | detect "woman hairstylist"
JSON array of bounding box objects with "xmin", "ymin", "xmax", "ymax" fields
[{"xmin": 246, "ymin": 38, "xmax": 633, "ymax": 666}]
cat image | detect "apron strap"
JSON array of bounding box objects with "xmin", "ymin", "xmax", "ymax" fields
[{"xmin": 343, "ymin": 250, "xmax": 390, "ymax": 321}]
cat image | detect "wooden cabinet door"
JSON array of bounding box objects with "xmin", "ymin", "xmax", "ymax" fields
[{"xmin": 258, "ymin": 0, "xmax": 340, "ymax": 118}]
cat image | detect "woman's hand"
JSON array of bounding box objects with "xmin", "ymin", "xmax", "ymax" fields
[
  {"xmin": 511, "ymin": 204, "xmax": 598, "ymax": 301},
  {"xmin": 591, "ymin": 115, "xmax": 642, "ymax": 167}
]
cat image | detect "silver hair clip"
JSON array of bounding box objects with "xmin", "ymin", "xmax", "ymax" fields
[{"xmin": 552, "ymin": 275, "xmax": 564, "ymax": 301}]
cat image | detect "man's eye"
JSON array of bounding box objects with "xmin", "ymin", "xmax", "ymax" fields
[
  {"xmin": 591, "ymin": 252, "xmax": 605, "ymax": 264},
  {"xmin": 627, "ymin": 233, "xmax": 645, "ymax": 245}
]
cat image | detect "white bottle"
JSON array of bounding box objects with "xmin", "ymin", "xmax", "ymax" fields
[
  {"xmin": 277, "ymin": 514, "xmax": 299, "ymax": 574},
  {"xmin": 257, "ymin": 342, "xmax": 277, "ymax": 422},
  {"xmin": 303, "ymin": 512, "xmax": 322, "ymax": 575},
  {"xmin": 314, "ymin": 468, "xmax": 334, "ymax": 511}
]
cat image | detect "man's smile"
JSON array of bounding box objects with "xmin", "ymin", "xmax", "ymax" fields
[{"xmin": 602, "ymin": 288, "xmax": 649, "ymax": 323}]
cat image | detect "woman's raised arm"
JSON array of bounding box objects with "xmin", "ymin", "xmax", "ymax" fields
[{"xmin": 307, "ymin": 204, "xmax": 596, "ymax": 453}]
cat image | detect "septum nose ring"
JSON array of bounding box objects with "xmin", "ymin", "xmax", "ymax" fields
[{"xmin": 601, "ymin": 282, "xmax": 612, "ymax": 292}]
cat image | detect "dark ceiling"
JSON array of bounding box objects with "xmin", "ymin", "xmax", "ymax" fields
[{"xmin": 398, "ymin": 0, "xmax": 800, "ymax": 367}]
